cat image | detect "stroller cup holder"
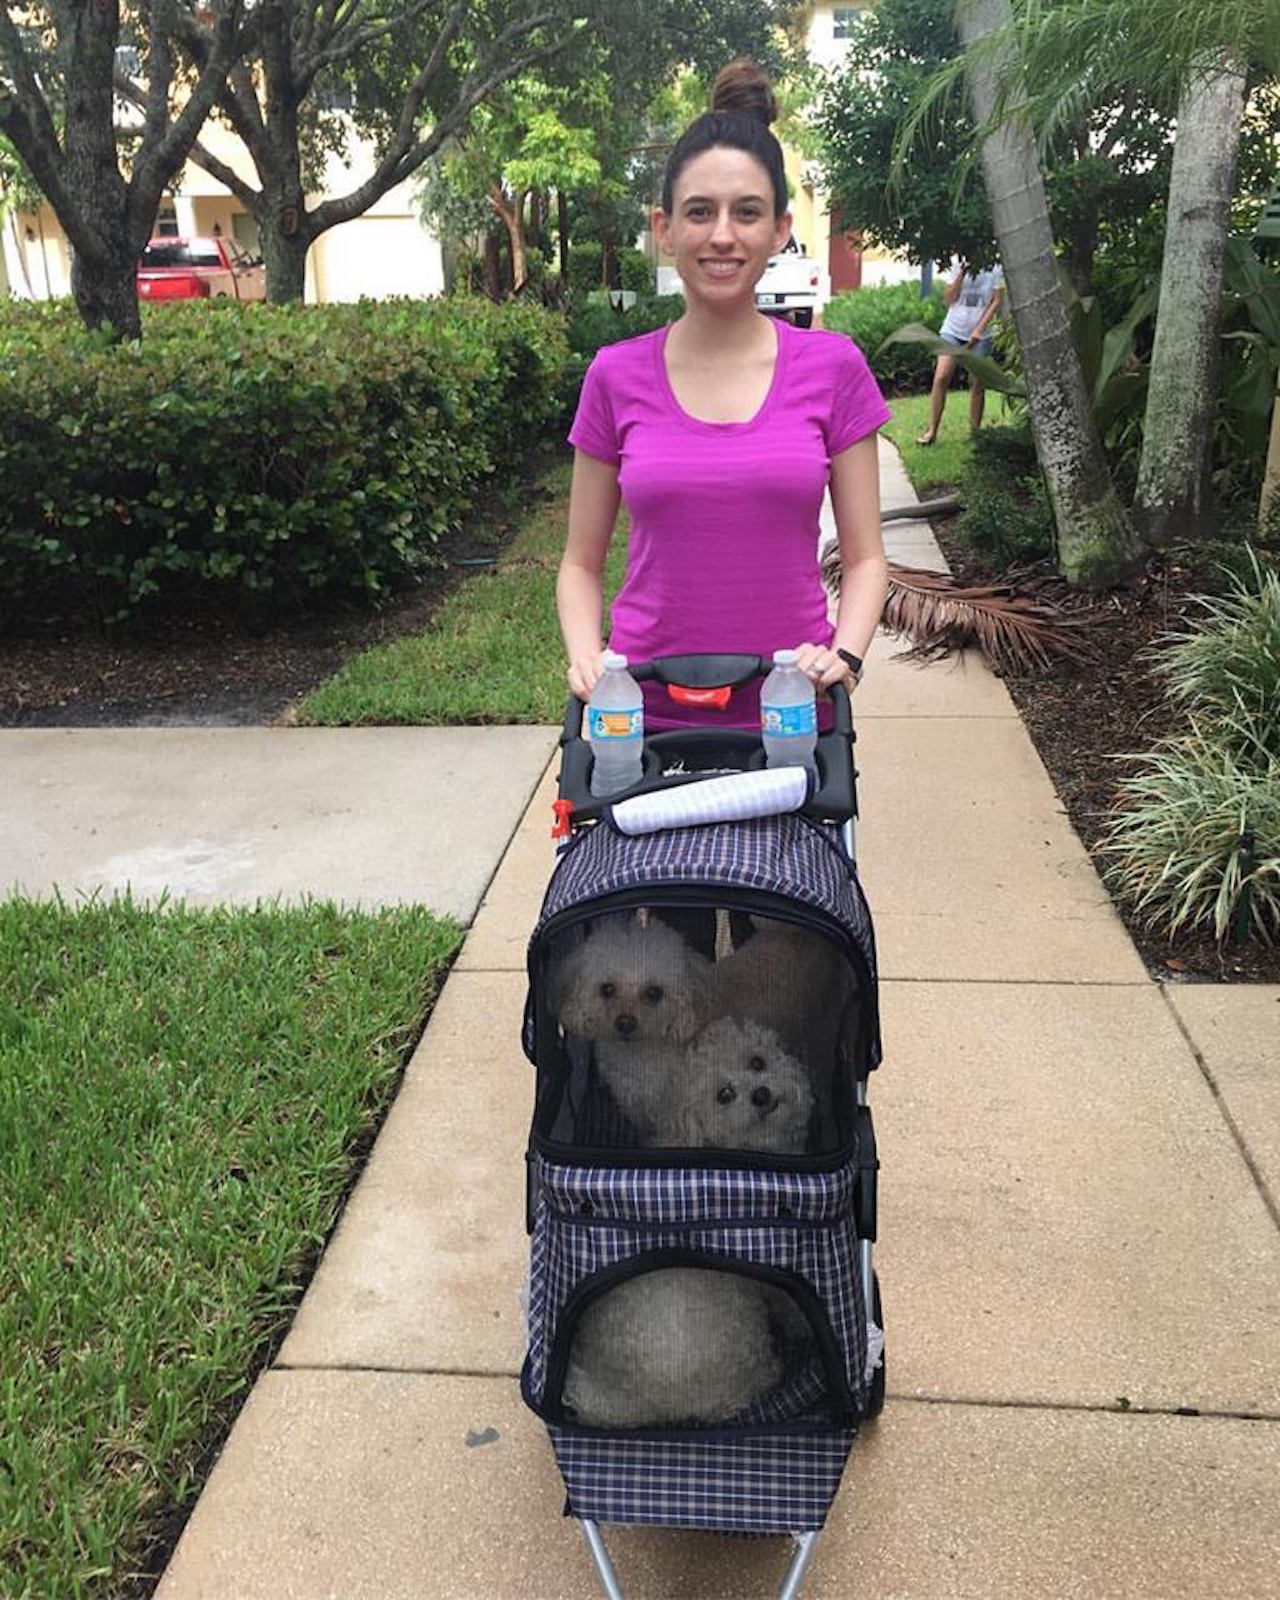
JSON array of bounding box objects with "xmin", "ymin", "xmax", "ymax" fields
[{"xmin": 560, "ymin": 654, "xmax": 859, "ymax": 827}]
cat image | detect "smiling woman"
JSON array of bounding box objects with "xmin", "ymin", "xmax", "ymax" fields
[{"xmin": 555, "ymin": 59, "xmax": 892, "ymax": 731}]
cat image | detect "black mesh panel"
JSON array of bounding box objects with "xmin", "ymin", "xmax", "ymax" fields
[{"xmin": 536, "ymin": 908, "xmax": 865, "ymax": 1156}]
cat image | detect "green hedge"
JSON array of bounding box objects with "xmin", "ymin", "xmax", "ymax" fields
[
  {"xmin": 823, "ymin": 279, "xmax": 945, "ymax": 392},
  {"xmin": 0, "ymin": 296, "xmax": 569, "ymax": 624}
]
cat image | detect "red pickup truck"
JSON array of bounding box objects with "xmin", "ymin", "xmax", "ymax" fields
[{"xmin": 137, "ymin": 236, "xmax": 267, "ymax": 302}]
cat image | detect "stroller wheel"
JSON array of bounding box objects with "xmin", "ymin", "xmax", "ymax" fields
[{"xmin": 865, "ymin": 1273, "xmax": 886, "ymax": 1421}]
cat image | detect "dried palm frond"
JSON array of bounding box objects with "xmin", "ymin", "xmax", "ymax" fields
[{"xmin": 823, "ymin": 547, "xmax": 1099, "ymax": 673}]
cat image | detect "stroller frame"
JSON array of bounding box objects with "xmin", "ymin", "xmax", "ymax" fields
[{"xmin": 532, "ymin": 656, "xmax": 882, "ymax": 1600}]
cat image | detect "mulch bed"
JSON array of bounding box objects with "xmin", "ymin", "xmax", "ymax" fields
[{"xmin": 925, "ymin": 513, "xmax": 1279, "ymax": 984}]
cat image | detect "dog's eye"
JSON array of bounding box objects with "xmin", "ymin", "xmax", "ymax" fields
[
  {"xmin": 599, "ymin": 982, "xmax": 616, "ymax": 999},
  {"xmin": 642, "ymin": 985, "xmax": 664, "ymax": 1004},
  {"xmin": 747, "ymin": 1056, "xmax": 767, "ymax": 1072},
  {"xmin": 717, "ymin": 1084, "xmax": 737, "ymax": 1104}
]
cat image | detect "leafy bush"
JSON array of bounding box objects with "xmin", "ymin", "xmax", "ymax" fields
[
  {"xmin": 617, "ymin": 247, "xmax": 654, "ymax": 297},
  {"xmin": 823, "ymin": 279, "xmax": 945, "ymax": 391},
  {"xmin": 0, "ymin": 296, "xmax": 569, "ymax": 624},
  {"xmin": 566, "ymin": 294, "xmax": 684, "ymax": 362},
  {"xmin": 954, "ymin": 425, "xmax": 1053, "ymax": 569},
  {"xmin": 567, "ymin": 241, "xmax": 604, "ymax": 297}
]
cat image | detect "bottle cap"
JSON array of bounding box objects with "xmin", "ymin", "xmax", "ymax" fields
[
  {"xmin": 601, "ymin": 650, "xmax": 628, "ymax": 670},
  {"xmin": 772, "ymin": 648, "xmax": 798, "ymax": 665}
]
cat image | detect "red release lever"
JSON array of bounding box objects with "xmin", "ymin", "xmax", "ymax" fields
[
  {"xmin": 551, "ymin": 798, "xmax": 575, "ymax": 839},
  {"xmin": 667, "ymin": 683, "xmax": 733, "ymax": 710}
]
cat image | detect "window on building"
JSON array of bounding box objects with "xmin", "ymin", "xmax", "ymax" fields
[
  {"xmin": 155, "ymin": 200, "xmax": 179, "ymax": 238},
  {"xmin": 833, "ymin": 5, "xmax": 863, "ymax": 38}
]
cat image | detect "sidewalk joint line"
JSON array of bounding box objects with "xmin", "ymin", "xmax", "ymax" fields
[
  {"xmin": 886, "ymin": 1393, "xmax": 1280, "ymax": 1423},
  {"xmin": 269, "ymin": 1364, "xmax": 1280, "ymax": 1425},
  {"xmin": 1158, "ymin": 986, "xmax": 1280, "ymax": 1234}
]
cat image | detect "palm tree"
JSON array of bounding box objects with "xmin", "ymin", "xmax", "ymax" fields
[
  {"xmin": 955, "ymin": 0, "xmax": 1139, "ymax": 587},
  {"xmin": 990, "ymin": 1, "xmax": 1279, "ymax": 545}
]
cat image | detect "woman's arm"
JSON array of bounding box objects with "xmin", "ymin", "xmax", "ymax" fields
[
  {"xmin": 943, "ymin": 265, "xmax": 967, "ymax": 307},
  {"xmin": 969, "ymin": 284, "xmax": 1004, "ymax": 343},
  {"xmin": 795, "ymin": 431, "xmax": 887, "ymax": 691},
  {"xmin": 556, "ymin": 449, "xmax": 622, "ymax": 700}
]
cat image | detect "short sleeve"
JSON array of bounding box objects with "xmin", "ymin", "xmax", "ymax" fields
[
  {"xmin": 828, "ymin": 339, "xmax": 892, "ymax": 457},
  {"xmin": 567, "ymin": 351, "xmax": 620, "ymax": 464}
]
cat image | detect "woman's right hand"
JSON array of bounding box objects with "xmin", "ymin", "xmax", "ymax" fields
[{"xmin": 567, "ymin": 649, "xmax": 607, "ymax": 702}]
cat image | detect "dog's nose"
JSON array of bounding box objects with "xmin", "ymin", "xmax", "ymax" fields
[
  {"xmin": 615, "ymin": 1014, "xmax": 637, "ymax": 1037},
  {"xmin": 751, "ymin": 1086, "xmax": 773, "ymax": 1109}
]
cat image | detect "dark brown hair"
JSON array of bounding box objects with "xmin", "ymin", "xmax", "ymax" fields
[{"xmin": 661, "ymin": 59, "xmax": 789, "ymax": 219}]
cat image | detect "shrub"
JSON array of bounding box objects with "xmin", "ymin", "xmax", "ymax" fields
[
  {"xmin": 618, "ymin": 247, "xmax": 654, "ymax": 297},
  {"xmin": 823, "ymin": 279, "xmax": 945, "ymax": 391},
  {"xmin": 567, "ymin": 241, "xmax": 604, "ymax": 297},
  {"xmin": 953, "ymin": 425, "xmax": 1052, "ymax": 569},
  {"xmin": 0, "ymin": 296, "xmax": 569, "ymax": 625},
  {"xmin": 566, "ymin": 294, "xmax": 684, "ymax": 362}
]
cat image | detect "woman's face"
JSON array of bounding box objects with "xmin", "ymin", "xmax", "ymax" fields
[{"xmin": 655, "ymin": 146, "xmax": 791, "ymax": 310}]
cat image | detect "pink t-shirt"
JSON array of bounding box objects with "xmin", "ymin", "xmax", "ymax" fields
[{"xmin": 568, "ymin": 316, "xmax": 891, "ymax": 728}]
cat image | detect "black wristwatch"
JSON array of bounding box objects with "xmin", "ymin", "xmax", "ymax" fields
[{"xmin": 836, "ymin": 648, "xmax": 864, "ymax": 684}]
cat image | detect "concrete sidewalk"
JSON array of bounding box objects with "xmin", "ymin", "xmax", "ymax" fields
[{"xmin": 10, "ymin": 440, "xmax": 1276, "ymax": 1597}]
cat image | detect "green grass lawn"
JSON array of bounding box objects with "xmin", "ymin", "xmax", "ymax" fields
[
  {"xmin": 0, "ymin": 894, "xmax": 461, "ymax": 1598},
  {"xmin": 298, "ymin": 460, "xmax": 627, "ymax": 726},
  {"xmin": 882, "ymin": 390, "xmax": 1002, "ymax": 499}
]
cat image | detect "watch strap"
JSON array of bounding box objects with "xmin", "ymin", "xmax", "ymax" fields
[{"xmin": 836, "ymin": 648, "xmax": 863, "ymax": 682}]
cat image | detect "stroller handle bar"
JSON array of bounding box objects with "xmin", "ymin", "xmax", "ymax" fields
[{"xmin": 559, "ymin": 652, "xmax": 858, "ymax": 826}]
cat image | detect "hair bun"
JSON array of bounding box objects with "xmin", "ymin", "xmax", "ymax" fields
[{"xmin": 710, "ymin": 59, "xmax": 777, "ymax": 127}]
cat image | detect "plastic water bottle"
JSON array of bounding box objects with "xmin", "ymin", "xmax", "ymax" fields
[
  {"xmin": 588, "ymin": 651, "xmax": 644, "ymax": 797},
  {"xmin": 761, "ymin": 648, "xmax": 818, "ymax": 775}
]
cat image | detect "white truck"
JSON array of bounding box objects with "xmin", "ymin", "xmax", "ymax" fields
[
  {"xmin": 655, "ymin": 238, "xmax": 821, "ymax": 325},
  {"xmin": 753, "ymin": 238, "xmax": 819, "ymax": 327}
]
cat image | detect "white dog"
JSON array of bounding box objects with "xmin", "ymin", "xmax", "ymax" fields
[
  {"xmin": 548, "ymin": 911, "xmax": 712, "ymax": 1138},
  {"xmin": 561, "ymin": 1266, "xmax": 783, "ymax": 1427},
  {"xmin": 653, "ymin": 1018, "xmax": 815, "ymax": 1155}
]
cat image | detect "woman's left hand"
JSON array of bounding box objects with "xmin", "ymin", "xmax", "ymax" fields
[{"xmin": 792, "ymin": 642, "xmax": 857, "ymax": 692}]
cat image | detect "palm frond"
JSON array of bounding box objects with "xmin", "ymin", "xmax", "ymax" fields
[{"xmin": 824, "ymin": 553, "xmax": 1100, "ymax": 673}]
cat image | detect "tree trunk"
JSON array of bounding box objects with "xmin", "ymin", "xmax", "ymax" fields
[
  {"xmin": 259, "ymin": 192, "xmax": 310, "ymax": 303},
  {"xmin": 957, "ymin": 0, "xmax": 1139, "ymax": 587},
  {"xmin": 557, "ymin": 189, "xmax": 570, "ymax": 280},
  {"xmin": 488, "ymin": 183, "xmax": 527, "ymax": 294},
  {"xmin": 482, "ymin": 229, "xmax": 503, "ymax": 299},
  {"xmin": 70, "ymin": 247, "xmax": 142, "ymax": 340},
  {"xmin": 1133, "ymin": 53, "xmax": 1248, "ymax": 546}
]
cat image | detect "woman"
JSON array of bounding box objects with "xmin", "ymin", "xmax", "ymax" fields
[
  {"xmin": 915, "ymin": 260, "xmax": 1004, "ymax": 447},
  {"xmin": 556, "ymin": 60, "xmax": 890, "ymax": 730}
]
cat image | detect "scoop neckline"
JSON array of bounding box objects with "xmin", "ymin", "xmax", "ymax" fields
[{"xmin": 655, "ymin": 317, "xmax": 789, "ymax": 435}]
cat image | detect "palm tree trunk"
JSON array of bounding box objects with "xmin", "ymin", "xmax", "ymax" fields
[
  {"xmin": 1133, "ymin": 53, "xmax": 1248, "ymax": 546},
  {"xmin": 956, "ymin": 0, "xmax": 1139, "ymax": 587}
]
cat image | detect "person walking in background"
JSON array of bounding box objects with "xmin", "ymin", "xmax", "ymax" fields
[{"xmin": 915, "ymin": 260, "xmax": 1004, "ymax": 446}]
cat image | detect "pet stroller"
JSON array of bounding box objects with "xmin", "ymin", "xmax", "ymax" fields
[{"xmin": 521, "ymin": 655, "xmax": 884, "ymax": 1599}]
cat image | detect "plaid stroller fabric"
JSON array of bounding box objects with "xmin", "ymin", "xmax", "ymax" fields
[{"xmin": 522, "ymin": 810, "xmax": 880, "ymax": 1534}]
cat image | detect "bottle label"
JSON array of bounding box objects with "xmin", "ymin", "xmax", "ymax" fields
[
  {"xmin": 588, "ymin": 708, "xmax": 642, "ymax": 741},
  {"xmin": 761, "ymin": 701, "xmax": 817, "ymax": 737}
]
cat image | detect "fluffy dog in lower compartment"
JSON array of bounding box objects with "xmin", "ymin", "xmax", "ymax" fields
[
  {"xmin": 651, "ymin": 1018, "xmax": 815, "ymax": 1154},
  {"xmin": 548, "ymin": 911, "xmax": 712, "ymax": 1138},
  {"xmin": 562, "ymin": 1266, "xmax": 784, "ymax": 1427}
]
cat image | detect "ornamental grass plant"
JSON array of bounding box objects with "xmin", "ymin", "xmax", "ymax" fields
[{"xmin": 1099, "ymin": 556, "xmax": 1280, "ymax": 946}]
